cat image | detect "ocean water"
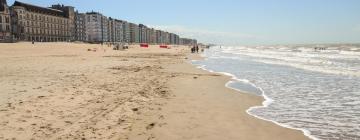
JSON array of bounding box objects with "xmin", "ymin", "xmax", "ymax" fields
[{"xmin": 192, "ymin": 44, "xmax": 360, "ymax": 140}]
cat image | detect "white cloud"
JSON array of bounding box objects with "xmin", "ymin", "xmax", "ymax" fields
[{"xmin": 149, "ymin": 25, "xmax": 264, "ymax": 45}]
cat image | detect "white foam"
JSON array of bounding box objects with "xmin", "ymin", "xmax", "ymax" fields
[
  {"xmin": 254, "ymin": 59, "xmax": 360, "ymax": 77},
  {"xmin": 191, "ymin": 61, "xmax": 319, "ymax": 140},
  {"xmin": 219, "ymin": 46, "xmax": 360, "ymax": 77},
  {"xmin": 246, "ymin": 107, "xmax": 320, "ymax": 140},
  {"xmin": 224, "ymin": 81, "xmax": 256, "ymax": 96}
]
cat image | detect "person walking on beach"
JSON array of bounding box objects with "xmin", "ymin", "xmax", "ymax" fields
[{"xmin": 196, "ymin": 45, "xmax": 199, "ymax": 53}]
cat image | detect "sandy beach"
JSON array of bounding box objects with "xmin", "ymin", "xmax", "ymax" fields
[{"xmin": 0, "ymin": 42, "xmax": 309, "ymax": 140}]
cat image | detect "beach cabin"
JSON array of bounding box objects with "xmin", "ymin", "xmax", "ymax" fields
[{"xmin": 140, "ymin": 43, "xmax": 149, "ymax": 48}]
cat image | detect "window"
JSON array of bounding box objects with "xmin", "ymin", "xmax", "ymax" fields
[{"xmin": 6, "ymin": 17, "xmax": 9, "ymax": 23}]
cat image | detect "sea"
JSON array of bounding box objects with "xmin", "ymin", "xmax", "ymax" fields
[{"xmin": 191, "ymin": 44, "xmax": 360, "ymax": 140}]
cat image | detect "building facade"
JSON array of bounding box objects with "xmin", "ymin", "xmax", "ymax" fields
[
  {"xmin": 121, "ymin": 20, "xmax": 130, "ymax": 43},
  {"xmin": 129, "ymin": 22, "xmax": 139, "ymax": 43},
  {"xmin": 108, "ymin": 17, "xmax": 115, "ymax": 42},
  {"xmin": 10, "ymin": 1, "xmax": 75, "ymax": 42},
  {"xmin": 149, "ymin": 28, "xmax": 156, "ymax": 44},
  {"xmin": 0, "ymin": 0, "xmax": 11, "ymax": 42},
  {"xmin": 51, "ymin": 4, "xmax": 75, "ymax": 41},
  {"xmin": 146, "ymin": 28, "xmax": 151, "ymax": 44},
  {"xmin": 74, "ymin": 11, "xmax": 86, "ymax": 41},
  {"xmin": 174, "ymin": 34, "xmax": 180, "ymax": 45},
  {"xmin": 155, "ymin": 30, "xmax": 161, "ymax": 44},
  {"xmin": 180, "ymin": 38, "xmax": 197, "ymax": 46},
  {"xmin": 114, "ymin": 20, "xmax": 124, "ymax": 42},
  {"xmin": 169, "ymin": 33, "xmax": 175, "ymax": 45},
  {"xmin": 163, "ymin": 32, "xmax": 170, "ymax": 44},
  {"xmin": 108, "ymin": 18, "xmax": 123, "ymax": 43},
  {"xmin": 138, "ymin": 24, "xmax": 147, "ymax": 43},
  {"xmin": 85, "ymin": 12, "xmax": 108, "ymax": 43}
]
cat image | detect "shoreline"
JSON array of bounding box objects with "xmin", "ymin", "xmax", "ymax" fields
[
  {"xmin": 130, "ymin": 53, "xmax": 310, "ymax": 140},
  {"xmin": 192, "ymin": 59, "xmax": 317, "ymax": 140},
  {"xmin": 0, "ymin": 43, "xmax": 309, "ymax": 140}
]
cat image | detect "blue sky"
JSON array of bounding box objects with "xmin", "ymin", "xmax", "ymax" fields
[{"xmin": 7, "ymin": 0, "xmax": 360, "ymax": 45}]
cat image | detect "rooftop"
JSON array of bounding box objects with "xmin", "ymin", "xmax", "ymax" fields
[
  {"xmin": 0, "ymin": 0, "xmax": 7, "ymax": 12},
  {"xmin": 13, "ymin": 1, "xmax": 65, "ymax": 17}
]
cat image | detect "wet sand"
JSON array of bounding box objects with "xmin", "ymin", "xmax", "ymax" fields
[{"xmin": 0, "ymin": 42, "xmax": 308, "ymax": 140}]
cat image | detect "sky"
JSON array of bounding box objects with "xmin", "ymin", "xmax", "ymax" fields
[{"xmin": 7, "ymin": 0, "xmax": 360, "ymax": 45}]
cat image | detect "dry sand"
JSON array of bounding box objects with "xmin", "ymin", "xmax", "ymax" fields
[{"xmin": 0, "ymin": 42, "xmax": 309, "ymax": 140}]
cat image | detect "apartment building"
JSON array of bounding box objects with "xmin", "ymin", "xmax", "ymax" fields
[
  {"xmin": 149, "ymin": 28, "xmax": 156, "ymax": 44},
  {"xmin": 121, "ymin": 20, "xmax": 130, "ymax": 43},
  {"xmin": 180, "ymin": 38, "xmax": 197, "ymax": 45},
  {"xmin": 10, "ymin": 1, "xmax": 75, "ymax": 42},
  {"xmin": 0, "ymin": 0, "xmax": 11, "ymax": 42},
  {"xmin": 108, "ymin": 18, "xmax": 124, "ymax": 42},
  {"xmin": 139, "ymin": 24, "xmax": 147, "ymax": 43},
  {"xmin": 129, "ymin": 22, "xmax": 139, "ymax": 43},
  {"xmin": 74, "ymin": 11, "xmax": 86, "ymax": 41},
  {"xmin": 85, "ymin": 12, "xmax": 108, "ymax": 43}
]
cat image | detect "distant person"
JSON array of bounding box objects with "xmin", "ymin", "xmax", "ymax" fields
[
  {"xmin": 196, "ymin": 45, "xmax": 199, "ymax": 53},
  {"xmin": 32, "ymin": 40, "xmax": 35, "ymax": 44},
  {"xmin": 191, "ymin": 46, "xmax": 195, "ymax": 53}
]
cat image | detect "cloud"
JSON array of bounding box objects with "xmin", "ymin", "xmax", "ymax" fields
[{"xmin": 149, "ymin": 25, "xmax": 264, "ymax": 45}]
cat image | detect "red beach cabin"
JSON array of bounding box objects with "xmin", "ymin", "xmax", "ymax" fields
[
  {"xmin": 160, "ymin": 45, "xmax": 168, "ymax": 48},
  {"xmin": 140, "ymin": 43, "xmax": 149, "ymax": 48}
]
